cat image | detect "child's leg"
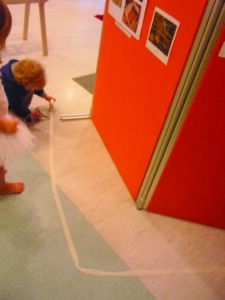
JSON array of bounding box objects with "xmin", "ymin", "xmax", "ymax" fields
[{"xmin": 0, "ymin": 166, "xmax": 24, "ymax": 195}]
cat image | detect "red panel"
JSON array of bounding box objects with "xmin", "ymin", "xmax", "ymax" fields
[
  {"xmin": 92, "ymin": 0, "xmax": 208, "ymax": 198},
  {"xmin": 148, "ymin": 27, "xmax": 225, "ymax": 229}
]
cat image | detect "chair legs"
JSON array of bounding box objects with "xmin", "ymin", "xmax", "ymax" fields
[
  {"xmin": 22, "ymin": 0, "xmax": 48, "ymax": 56},
  {"xmin": 39, "ymin": 2, "xmax": 48, "ymax": 56},
  {"xmin": 23, "ymin": 0, "xmax": 30, "ymax": 40}
]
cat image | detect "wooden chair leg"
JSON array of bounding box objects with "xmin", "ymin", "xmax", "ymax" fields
[
  {"xmin": 23, "ymin": 0, "xmax": 30, "ymax": 40},
  {"xmin": 39, "ymin": 2, "xmax": 48, "ymax": 56},
  {"xmin": 5, "ymin": 0, "xmax": 48, "ymax": 56}
]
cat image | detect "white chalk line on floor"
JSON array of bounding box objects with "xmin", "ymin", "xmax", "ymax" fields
[{"xmin": 48, "ymin": 114, "xmax": 225, "ymax": 277}]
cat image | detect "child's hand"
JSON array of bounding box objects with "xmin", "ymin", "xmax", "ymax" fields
[
  {"xmin": 31, "ymin": 109, "xmax": 43, "ymax": 120},
  {"xmin": 44, "ymin": 94, "xmax": 56, "ymax": 102},
  {"xmin": 0, "ymin": 118, "xmax": 18, "ymax": 133}
]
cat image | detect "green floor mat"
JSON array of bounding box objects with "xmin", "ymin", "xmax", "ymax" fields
[
  {"xmin": 73, "ymin": 73, "xmax": 96, "ymax": 94},
  {"xmin": 0, "ymin": 154, "xmax": 155, "ymax": 300}
]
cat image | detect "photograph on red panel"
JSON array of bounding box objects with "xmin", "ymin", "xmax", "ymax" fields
[
  {"xmin": 146, "ymin": 7, "xmax": 180, "ymax": 64},
  {"xmin": 122, "ymin": 0, "xmax": 141, "ymax": 33}
]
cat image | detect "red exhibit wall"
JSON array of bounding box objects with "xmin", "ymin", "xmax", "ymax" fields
[
  {"xmin": 92, "ymin": 0, "xmax": 208, "ymax": 198},
  {"xmin": 147, "ymin": 27, "xmax": 225, "ymax": 229}
]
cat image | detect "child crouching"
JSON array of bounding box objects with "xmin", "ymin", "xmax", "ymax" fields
[{"xmin": 0, "ymin": 58, "xmax": 55, "ymax": 123}]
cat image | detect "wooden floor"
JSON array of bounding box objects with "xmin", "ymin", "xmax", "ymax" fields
[{"xmin": 2, "ymin": 1, "xmax": 225, "ymax": 299}]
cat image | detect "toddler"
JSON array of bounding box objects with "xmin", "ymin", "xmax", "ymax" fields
[{"xmin": 0, "ymin": 58, "xmax": 55, "ymax": 123}]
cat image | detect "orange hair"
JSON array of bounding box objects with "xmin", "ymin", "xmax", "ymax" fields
[{"xmin": 13, "ymin": 59, "xmax": 46, "ymax": 90}]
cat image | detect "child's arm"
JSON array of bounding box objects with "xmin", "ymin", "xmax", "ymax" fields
[{"xmin": 34, "ymin": 89, "xmax": 55, "ymax": 102}]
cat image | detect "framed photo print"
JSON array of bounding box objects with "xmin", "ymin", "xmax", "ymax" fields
[
  {"xmin": 146, "ymin": 7, "xmax": 180, "ymax": 64},
  {"xmin": 121, "ymin": 0, "xmax": 148, "ymax": 39}
]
